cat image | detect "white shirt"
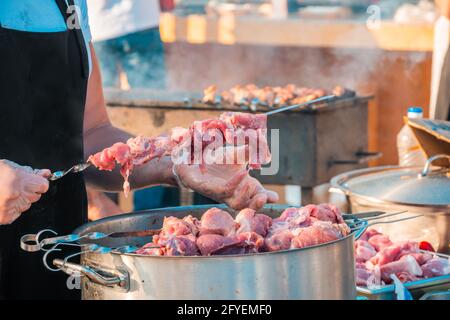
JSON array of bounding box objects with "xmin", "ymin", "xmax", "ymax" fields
[{"xmin": 87, "ymin": 0, "xmax": 160, "ymax": 42}]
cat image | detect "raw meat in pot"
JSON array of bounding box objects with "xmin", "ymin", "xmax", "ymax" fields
[
  {"xmin": 379, "ymin": 255, "xmax": 423, "ymax": 283},
  {"xmin": 359, "ymin": 228, "xmax": 381, "ymax": 242},
  {"xmin": 235, "ymin": 231, "xmax": 265, "ymax": 253},
  {"xmin": 199, "ymin": 208, "xmax": 237, "ymax": 236},
  {"xmin": 158, "ymin": 234, "xmax": 199, "ymax": 256},
  {"xmin": 196, "ymin": 234, "xmax": 240, "ymax": 256},
  {"xmin": 290, "ymin": 221, "xmax": 346, "ymax": 249},
  {"xmin": 235, "ymin": 208, "xmax": 272, "ymax": 236},
  {"xmin": 311, "ymin": 203, "xmax": 345, "ymax": 224},
  {"xmin": 368, "ymin": 234, "xmax": 393, "ymax": 252},
  {"xmin": 264, "ymin": 229, "xmax": 293, "ymax": 252}
]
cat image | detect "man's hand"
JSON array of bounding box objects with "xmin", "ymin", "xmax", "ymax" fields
[
  {"xmin": 174, "ymin": 146, "xmax": 279, "ymax": 211},
  {"xmin": 0, "ymin": 160, "xmax": 50, "ymax": 225}
]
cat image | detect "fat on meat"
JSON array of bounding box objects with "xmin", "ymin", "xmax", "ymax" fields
[
  {"xmin": 137, "ymin": 204, "xmax": 350, "ymax": 257},
  {"xmin": 368, "ymin": 234, "xmax": 394, "ymax": 252},
  {"xmin": 291, "ymin": 221, "xmax": 349, "ymax": 249},
  {"xmin": 355, "ymin": 240, "xmax": 377, "ymax": 263},
  {"xmin": 235, "ymin": 208, "xmax": 272, "ymax": 236},
  {"xmin": 196, "ymin": 234, "xmax": 241, "ymax": 256}
]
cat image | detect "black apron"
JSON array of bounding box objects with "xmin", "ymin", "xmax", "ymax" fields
[{"xmin": 0, "ymin": 0, "xmax": 89, "ymax": 299}]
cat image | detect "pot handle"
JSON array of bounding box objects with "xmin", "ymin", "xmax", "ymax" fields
[
  {"xmin": 420, "ymin": 154, "xmax": 450, "ymax": 177},
  {"xmin": 53, "ymin": 259, "xmax": 129, "ymax": 291}
]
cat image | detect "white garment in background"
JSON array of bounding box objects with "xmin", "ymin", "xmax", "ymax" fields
[
  {"xmin": 87, "ymin": 0, "xmax": 160, "ymax": 42},
  {"xmin": 430, "ymin": 16, "xmax": 450, "ymax": 119}
]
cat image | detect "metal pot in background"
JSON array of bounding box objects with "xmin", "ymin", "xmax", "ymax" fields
[
  {"xmin": 60, "ymin": 205, "xmax": 356, "ymax": 300},
  {"xmin": 330, "ymin": 154, "xmax": 450, "ymax": 254}
]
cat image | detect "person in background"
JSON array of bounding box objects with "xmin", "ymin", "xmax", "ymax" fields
[
  {"xmin": 431, "ymin": 0, "xmax": 450, "ymax": 120},
  {"xmin": 87, "ymin": 0, "xmax": 178, "ymax": 212},
  {"xmin": 87, "ymin": 0, "xmax": 166, "ymax": 89}
]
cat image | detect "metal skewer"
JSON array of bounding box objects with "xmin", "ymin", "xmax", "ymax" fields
[{"xmin": 264, "ymin": 95, "xmax": 336, "ymax": 116}]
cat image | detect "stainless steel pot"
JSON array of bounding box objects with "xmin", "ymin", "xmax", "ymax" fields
[
  {"xmin": 58, "ymin": 205, "xmax": 356, "ymax": 300},
  {"xmin": 331, "ymin": 154, "xmax": 450, "ymax": 253}
]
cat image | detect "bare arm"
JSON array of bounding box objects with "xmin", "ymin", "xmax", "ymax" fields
[
  {"xmin": 83, "ymin": 43, "xmax": 176, "ymax": 192},
  {"xmin": 436, "ymin": 0, "xmax": 450, "ymax": 18}
]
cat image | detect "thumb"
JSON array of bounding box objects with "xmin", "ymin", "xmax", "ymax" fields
[{"xmin": 35, "ymin": 169, "xmax": 52, "ymax": 179}]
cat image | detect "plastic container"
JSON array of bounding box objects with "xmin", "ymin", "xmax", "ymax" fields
[{"xmin": 397, "ymin": 107, "xmax": 427, "ymax": 167}]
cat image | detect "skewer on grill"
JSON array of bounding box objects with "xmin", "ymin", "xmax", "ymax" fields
[{"xmin": 264, "ymin": 95, "xmax": 336, "ymax": 116}]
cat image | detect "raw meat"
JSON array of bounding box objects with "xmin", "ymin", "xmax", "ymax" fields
[
  {"xmin": 421, "ymin": 256, "xmax": 450, "ymax": 278},
  {"xmin": 379, "ymin": 255, "xmax": 423, "ymax": 283},
  {"xmin": 88, "ymin": 136, "xmax": 172, "ymax": 196},
  {"xmin": 89, "ymin": 112, "xmax": 270, "ymax": 195},
  {"xmin": 369, "ymin": 241, "xmax": 419, "ymax": 266},
  {"xmin": 138, "ymin": 204, "xmax": 349, "ymax": 257},
  {"xmin": 291, "ymin": 221, "xmax": 349, "ymax": 249},
  {"xmin": 196, "ymin": 234, "xmax": 241, "ymax": 256},
  {"xmin": 354, "ymin": 240, "xmax": 377, "ymax": 263},
  {"xmin": 355, "ymin": 229, "xmax": 450, "ymax": 287},
  {"xmin": 368, "ymin": 234, "xmax": 393, "ymax": 252},
  {"xmin": 235, "ymin": 208, "xmax": 272, "ymax": 236},
  {"xmin": 199, "ymin": 208, "xmax": 237, "ymax": 237}
]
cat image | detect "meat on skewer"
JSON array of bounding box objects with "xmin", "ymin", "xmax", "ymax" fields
[{"xmin": 88, "ymin": 112, "xmax": 270, "ymax": 196}]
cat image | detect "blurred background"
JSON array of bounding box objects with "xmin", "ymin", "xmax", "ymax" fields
[{"xmin": 85, "ymin": 0, "xmax": 450, "ymax": 219}]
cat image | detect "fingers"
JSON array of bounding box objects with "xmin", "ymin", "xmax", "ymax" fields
[
  {"xmin": 24, "ymin": 174, "xmax": 49, "ymax": 194},
  {"xmin": 36, "ymin": 169, "xmax": 52, "ymax": 178},
  {"xmin": 266, "ymin": 190, "xmax": 279, "ymax": 203}
]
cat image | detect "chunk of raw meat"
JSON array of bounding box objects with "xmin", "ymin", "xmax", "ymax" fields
[
  {"xmin": 235, "ymin": 208, "xmax": 272, "ymax": 236},
  {"xmin": 368, "ymin": 234, "xmax": 393, "ymax": 252},
  {"xmin": 311, "ymin": 203, "xmax": 346, "ymax": 224},
  {"xmin": 421, "ymin": 256, "xmax": 450, "ymax": 278},
  {"xmin": 355, "ymin": 262, "xmax": 378, "ymax": 286},
  {"xmin": 219, "ymin": 112, "xmax": 267, "ymax": 131},
  {"xmin": 291, "ymin": 221, "xmax": 347, "ymax": 249},
  {"xmin": 196, "ymin": 234, "xmax": 240, "ymax": 256},
  {"xmin": 135, "ymin": 242, "xmax": 165, "ymax": 256},
  {"xmin": 273, "ymin": 207, "xmax": 313, "ymax": 228},
  {"xmin": 379, "ymin": 255, "xmax": 423, "ymax": 283},
  {"xmin": 264, "ymin": 229, "xmax": 294, "ymax": 252},
  {"xmin": 359, "ymin": 228, "xmax": 381, "ymax": 242},
  {"xmin": 157, "ymin": 234, "xmax": 199, "ymax": 256},
  {"xmin": 159, "ymin": 215, "xmax": 200, "ymax": 237},
  {"xmin": 199, "ymin": 208, "xmax": 237, "ymax": 236},
  {"xmin": 369, "ymin": 241, "xmax": 419, "ymax": 266},
  {"xmin": 355, "ymin": 240, "xmax": 377, "ymax": 263}
]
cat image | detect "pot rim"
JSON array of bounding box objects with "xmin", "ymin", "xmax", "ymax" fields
[
  {"xmin": 77, "ymin": 204, "xmax": 356, "ymax": 259},
  {"xmin": 330, "ymin": 166, "xmax": 450, "ymax": 210}
]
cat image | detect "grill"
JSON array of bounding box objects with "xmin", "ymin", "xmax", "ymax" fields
[{"xmin": 105, "ymin": 88, "xmax": 376, "ymax": 204}]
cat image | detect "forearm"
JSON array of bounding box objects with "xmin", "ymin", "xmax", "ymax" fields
[
  {"xmin": 83, "ymin": 124, "xmax": 177, "ymax": 192},
  {"xmin": 436, "ymin": 0, "xmax": 450, "ymax": 18}
]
